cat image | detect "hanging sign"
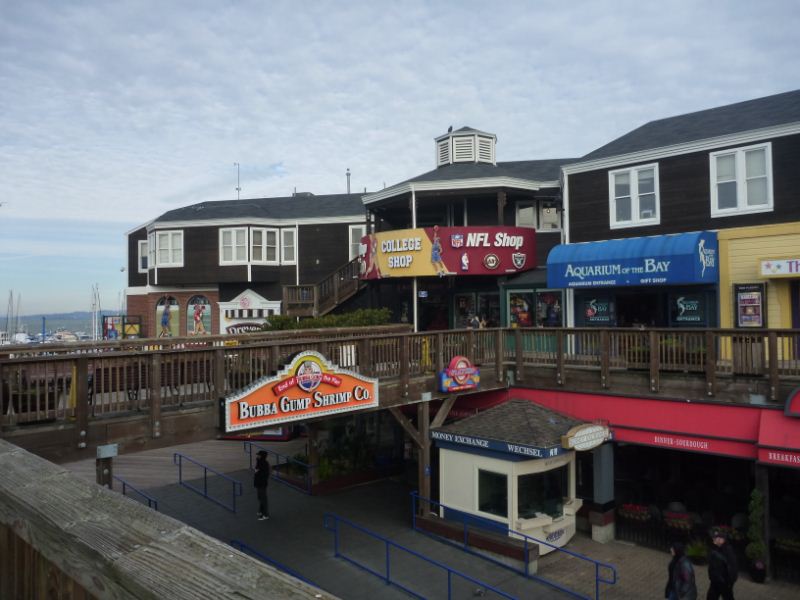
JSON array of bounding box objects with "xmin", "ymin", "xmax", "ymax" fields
[
  {"xmin": 439, "ymin": 355, "xmax": 480, "ymax": 393},
  {"xmin": 561, "ymin": 424, "xmax": 612, "ymax": 451},
  {"xmin": 223, "ymin": 351, "xmax": 378, "ymax": 432}
]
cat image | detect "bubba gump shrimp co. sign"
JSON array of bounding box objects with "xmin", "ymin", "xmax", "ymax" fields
[{"xmin": 223, "ymin": 351, "xmax": 379, "ymax": 432}]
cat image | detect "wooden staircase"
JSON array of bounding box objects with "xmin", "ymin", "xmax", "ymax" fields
[{"xmin": 282, "ymin": 257, "xmax": 365, "ymax": 317}]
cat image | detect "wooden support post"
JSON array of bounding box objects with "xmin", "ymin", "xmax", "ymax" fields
[
  {"xmin": 755, "ymin": 463, "xmax": 771, "ymax": 576},
  {"xmin": 649, "ymin": 330, "xmax": 659, "ymax": 393},
  {"xmin": 418, "ymin": 401, "xmax": 431, "ymax": 511},
  {"xmin": 467, "ymin": 329, "xmax": 475, "ymax": 361},
  {"xmin": 96, "ymin": 457, "xmax": 113, "ymax": 489},
  {"xmin": 388, "ymin": 407, "xmax": 422, "ymax": 447},
  {"xmin": 318, "ymin": 341, "xmax": 329, "ymax": 359},
  {"xmin": 435, "ymin": 333, "xmax": 444, "ymax": 374},
  {"xmin": 306, "ymin": 423, "xmax": 320, "ymax": 487},
  {"xmin": 312, "ymin": 286, "xmax": 320, "ymax": 318},
  {"xmin": 496, "ymin": 190, "xmax": 507, "ymax": 225},
  {"xmin": 213, "ymin": 348, "xmax": 226, "ymax": 398},
  {"xmin": 400, "ymin": 336, "xmax": 410, "ymax": 397},
  {"xmin": 556, "ymin": 330, "xmax": 565, "ymax": 386},
  {"xmin": 74, "ymin": 357, "xmax": 89, "ymax": 450},
  {"xmin": 768, "ymin": 332, "xmax": 779, "ymax": 402},
  {"xmin": 150, "ymin": 353, "xmax": 162, "ymax": 439},
  {"xmin": 357, "ymin": 339, "xmax": 371, "ymax": 376},
  {"xmin": 600, "ymin": 330, "xmax": 610, "ymax": 388},
  {"xmin": 705, "ymin": 330, "xmax": 716, "ymax": 397},
  {"xmin": 515, "ymin": 328, "xmax": 524, "ymax": 383},
  {"xmin": 495, "ymin": 329, "xmax": 504, "ymax": 383}
]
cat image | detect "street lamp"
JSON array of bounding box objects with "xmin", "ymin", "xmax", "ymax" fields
[{"xmin": 233, "ymin": 162, "xmax": 241, "ymax": 200}]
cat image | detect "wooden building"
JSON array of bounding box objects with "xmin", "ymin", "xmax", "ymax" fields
[
  {"xmin": 126, "ymin": 193, "xmax": 367, "ymax": 337},
  {"xmin": 554, "ymin": 89, "xmax": 800, "ymax": 329}
]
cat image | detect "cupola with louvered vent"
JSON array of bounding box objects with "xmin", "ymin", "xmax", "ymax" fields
[{"xmin": 435, "ymin": 127, "xmax": 497, "ymax": 167}]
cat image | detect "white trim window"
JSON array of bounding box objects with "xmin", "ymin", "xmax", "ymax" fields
[
  {"xmin": 155, "ymin": 230, "xmax": 183, "ymax": 267},
  {"xmin": 608, "ymin": 164, "xmax": 660, "ymax": 229},
  {"xmin": 219, "ymin": 227, "xmax": 248, "ymax": 265},
  {"xmin": 137, "ymin": 240, "xmax": 148, "ymax": 273},
  {"xmin": 281, "ymin": 228, "xmax": 296, "ymax": 265},
  {"xmin": 515, "ymin": 202, "xmax": 537, "ymax": 228},
  {"xmin": 710, "ymin": 143, "xmax": 772, "ymax": 217},
  {"xmin": 148, "ymin": 232, "xmax": 156, "ymax": 267},
  {"xmin": 539, "ymin": 203, "xmax": 561, "ymax": 231},
  {"xmin": 251, "ymin": 227, "xmax": 279, "ymax": 264},
  {"xmin": 348, "ymin": 224, "xmax": 366, "ymax": 261}
]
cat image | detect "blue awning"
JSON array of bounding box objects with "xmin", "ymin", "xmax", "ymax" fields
[{"xmin": 547, "ymin": 231, "xmax": 718, "ymax": 288}]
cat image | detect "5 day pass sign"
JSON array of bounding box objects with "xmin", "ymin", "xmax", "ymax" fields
[{"xmin": 224, "ymin": 351, "xmax": 379, "ymax": 432}]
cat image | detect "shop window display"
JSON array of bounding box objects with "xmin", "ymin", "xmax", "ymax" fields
[
  {"xmin": 478, "ymin": 469, "xmax": 508, "ymax": 517},
  {"xmin": 518, "ymin": 464, "xmax": 568, "ymax": 519}
]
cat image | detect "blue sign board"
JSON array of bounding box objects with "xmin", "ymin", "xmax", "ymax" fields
[
  {"xmin": 431, "ymin": 429, "xmax": 566, "ymax": 459},
  {"xmin": 547, "ymin": 231, "xmax": 718, "ymax": 288}
]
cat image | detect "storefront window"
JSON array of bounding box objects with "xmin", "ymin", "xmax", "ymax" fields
[
  {"xmin": 477, "ymin": 293, "xmax": 500, "ymax": 327},
  {"xmin": 518, "ymin": 465, "xmax": 568, "ymax": 519},
  {"xmin": 454, "ymin": 293, "xmax": 476, "ymax": 329},
  {"xmin": 535, "ymin": 291, "xmax": 563, "ymax": 327},
  {"xmin": 669, "ymin": 293, "xmax": 706, "ymax": 326},
  {"xmin": 508, "ymin": 292, "xmax": 534, "ymax": 327},
  {"xmin": 580, "ymin": 295, "xmax": 615, "ymax": 327},
  {"xmin": 478, "ymin": 469, "xmax": 508, "ymax": 518}
]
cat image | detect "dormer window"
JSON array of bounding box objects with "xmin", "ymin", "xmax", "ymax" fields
[{"xmin": 435, "ymin": 127, "xmax": 496, "ymax": 167}]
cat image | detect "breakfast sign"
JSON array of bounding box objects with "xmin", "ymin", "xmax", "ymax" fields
[{"xmin": 223, "ymin": 351, "xmax": 379, "ymax": 432}]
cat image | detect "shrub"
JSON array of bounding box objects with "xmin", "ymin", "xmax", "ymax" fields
[{"xmin": 263, "ymin": 308, "xmax": 393, "ymax": 331}]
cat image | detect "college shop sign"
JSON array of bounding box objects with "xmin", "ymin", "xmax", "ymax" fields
[{"xmin": 223, "ymin": 351, "xmax": 378, "ymax": 432}]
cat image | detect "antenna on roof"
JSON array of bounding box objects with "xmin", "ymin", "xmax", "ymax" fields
[
  {"xmin": 346, "ymin": 168, "xmax": 351, "ymax": 194},
  {"xmin": 233, "ymin": 162, "xmax": 241, "ymax": 200}
]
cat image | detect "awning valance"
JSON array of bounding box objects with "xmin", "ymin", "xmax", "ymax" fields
[{"xmin": 546, "ymin": 231, "xmax": 718, "ymax": 288}]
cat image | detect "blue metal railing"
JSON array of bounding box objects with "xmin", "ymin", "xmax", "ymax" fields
[
  {"xmin": 230, "ymin": 539, "xmax": 319, "ymax": 589},
  {"xmin": 172, "ymin": 452, "xmax": 243, "ymax": 512},
  {"xmin": 243, "ymin": 441, "xmax": 315, "ymax": 494},
  {"xmin": 323, "ymin": 512, "xmax": 518, "ymax": 600},
  {"xmin": 411, "ymin": 492, "xmax": 617, "ymax": 600},
  {"xmin": 113, "ymin": 475, "xmax": 159, "ymax": 511}
]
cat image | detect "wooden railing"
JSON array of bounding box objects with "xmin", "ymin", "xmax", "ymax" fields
[
  {"xmin": 2, "ymin": 327, "xmax": 799, "ymax": 438},
  {"xmin": 283, "ymin": 257, "xmax": 364, "ymax": 317}
]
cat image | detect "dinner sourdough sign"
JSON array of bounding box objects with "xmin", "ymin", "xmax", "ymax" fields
[{"xmin": 223, "ymin": 351, "xmax": 378, "ymax": 432}]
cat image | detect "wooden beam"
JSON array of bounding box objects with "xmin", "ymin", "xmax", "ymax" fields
[
  {"xmin": 430, "ymin": 396, "xmax": 457, "ymax": 429},
  {"xmin": 388, "ymin": 407, "xmax": 422, "ymax": 448}
]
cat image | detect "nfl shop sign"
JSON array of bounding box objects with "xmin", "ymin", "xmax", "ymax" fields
[
  {"xmin": 359, "ymin": 226, "xmax": 535, "ymax": 280},
  {"xmin": 223, "ymin": 351, "xmax": 378, "ymax": 432}
]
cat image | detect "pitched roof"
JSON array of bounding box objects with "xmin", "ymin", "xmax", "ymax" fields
[
  {"xmin": 582, "ymin": 89, "xmax": 800, "ymax": 161},
  {"xmin": 434, "ymin": 398, "xmax": 582, "ymax": 448},
  {"xmin": 408, "ymin": 159, "xmax": 575, "ymax": 184},
  {"xmin": 153, "ymin": 193, "xmax": 365, "ymax": 223}
]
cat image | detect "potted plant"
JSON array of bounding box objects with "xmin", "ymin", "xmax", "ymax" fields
[
  {"xmin": 686, "ymin": 538, "xmax": 708, "ymax": 565},
  {"xmin": 745, "ymin": 488, "xmax": 767, "ymax": 583}
]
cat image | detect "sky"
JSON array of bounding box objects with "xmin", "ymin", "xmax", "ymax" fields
[{"xmin": 1, "ymin": 0, "xmax": 798, "ymax": 315}]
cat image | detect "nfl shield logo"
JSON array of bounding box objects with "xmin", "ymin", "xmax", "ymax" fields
[
  {"xmin": 512, "ymin": 253, "xmax": 526, "ymax": 269},
  {"xmin": 450, "ymin": 234, "xmax": 464, "ymax": 248}
]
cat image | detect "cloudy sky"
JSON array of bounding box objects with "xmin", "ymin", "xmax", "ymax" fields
[{"xmin": 1, "ymin": 0, "xmax": 798, "ymax": 314}]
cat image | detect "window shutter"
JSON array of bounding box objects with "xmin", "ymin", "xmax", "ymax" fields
[
  {"xmin": 477, "ymin": 136, "xmax": 494, "ymax": 163},
  {"xmin": 437, "ymin": 139, "xmax": 450, "ymax": 166},
  {"xmin": 453, "ymin": 136, "xmax": 475, "ymax": 162}
]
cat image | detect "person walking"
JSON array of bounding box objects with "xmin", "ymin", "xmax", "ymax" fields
[
  {"xmin": 707, "ymin": 529, "xmax": 738, "ymax": 600},
  {"xmin": 254, "ymin": 450, "xmax": 271, "ymax": 521},
  {"xmin": 665, "ymin": 541, "xmax": 697, "ymax": 600}
]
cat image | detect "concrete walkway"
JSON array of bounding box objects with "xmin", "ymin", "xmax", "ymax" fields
[{"xmin": 65, "ymin": 439, "xmax": 799, "ymax": 600}]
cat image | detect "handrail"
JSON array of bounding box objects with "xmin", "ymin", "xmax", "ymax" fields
[
  {"xmin": 230, "ymin": 539, "xmax": 319, "ymax": 588},
  {"xmin": 323, "ymin": 512, "xmax": 518, "ymax": 600},
  {"xmin": 172, "ymin": 452, "xmax": 243, "ymax": 513},
  {"xmin": 243, "ymin": 441, "xmax": 315, "ymax": 494},
  {"xmin": 411, "ymin": 492, "xmax": 617, "ymax": 600},
  {"xmin": 113, "ymin": 475, "xmax": 159, "ymax": 510}
]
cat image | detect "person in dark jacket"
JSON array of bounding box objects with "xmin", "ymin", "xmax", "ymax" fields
[
  {"xmin": 665, "ymin": 541, "xmax": 697, "ymax": 600},
  {"xmin": 707, "ymin": 529, "xmax": 738, "ymax": 600},
  {"xmin": 254, "ymin": 450, "xmax": 271, "ymax": 520}
]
